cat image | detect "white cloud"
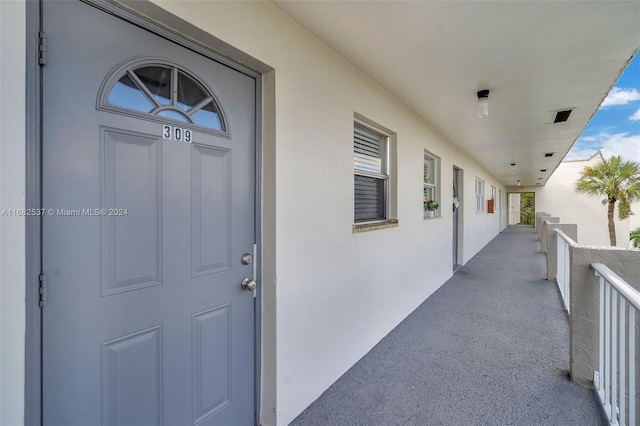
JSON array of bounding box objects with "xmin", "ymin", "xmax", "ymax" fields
[
  {"xmin": 567, "ymin": 132, "xmax": 640, "ymax": 163},
  {"xmin": 564, "ymin": 147, "xmax": 599, "ymax": 161},
  {"xmin": 630, "ymin": 108, "xmax": 640, "ymax": 121},
  {"xmin": 601, "ymin": 88, "xmax": 640, "ymax": 107},
  {"xmin": 599, "ymin": 133, "xmax": 640, "ymax": 162}
]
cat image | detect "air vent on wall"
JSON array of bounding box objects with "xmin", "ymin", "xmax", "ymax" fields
[
  {"xmin": 554, "ymin": 110, "xmax": 572, "ymax": 123},
  {"xmin": 540, "ymin": 169, "xmax": 547, "ymax": 172},
  {"xmin": 544, "ymin": 153, "xmax": 554, "ymax": 158}
]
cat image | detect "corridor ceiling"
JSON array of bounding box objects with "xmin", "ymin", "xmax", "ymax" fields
[{"xmin": 272, "ymin": 1, "xmax": 640, "ymax": 187}]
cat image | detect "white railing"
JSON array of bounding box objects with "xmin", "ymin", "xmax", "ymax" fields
[
  {"xmin": 554, "ymin": 229, "xmax": 572, "ymax": 313},
  {"xmin": 592, "ymin": 263, "xmax": 640, "ymax": 426}
]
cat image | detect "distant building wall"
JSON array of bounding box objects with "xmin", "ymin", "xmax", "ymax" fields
[{"xmin": 534, "ymin": 152, "xmax": 630, "ymax": 248}]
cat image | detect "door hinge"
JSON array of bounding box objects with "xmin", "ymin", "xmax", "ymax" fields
[
  {"xmin": 38, "ymin": 31, "xmax": 47, "ymax": 66},
  {"xmin": 39, "ymin": 274, "xmax": 47, "ymax": 308}
]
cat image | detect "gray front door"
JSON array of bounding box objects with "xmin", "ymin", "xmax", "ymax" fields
[
  {"xmin": 452, "ymin": 167, "xmax": 460, "ymax": 270},
  {"xmin": 42, "ymin": 2, "xmax": 257, "ymax": 425}
]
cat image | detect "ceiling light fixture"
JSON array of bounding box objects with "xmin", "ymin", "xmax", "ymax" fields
[{"xmin": 477, "ymin": 90, "xmax": 490, "ymax": 118}]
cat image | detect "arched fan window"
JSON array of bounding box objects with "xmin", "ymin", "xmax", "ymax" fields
[{"xmin": 101, "ymin": 60, "xmax": 227, "ymax": 132}]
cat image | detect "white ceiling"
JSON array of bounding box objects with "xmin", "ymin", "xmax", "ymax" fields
[{"xmin": 272, "ymin": 0, "xmax": 640, "ymax": 188}]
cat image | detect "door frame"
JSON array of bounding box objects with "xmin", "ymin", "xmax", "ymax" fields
[
  {"xmin": 25, "ymin": 1, "xmax": 264, "ymax": 424},
  {"xmin": 498, "ymin": 189, "xmax": 503, "ymax": 232}
]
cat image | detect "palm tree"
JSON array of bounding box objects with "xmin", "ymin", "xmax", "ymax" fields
[
  {"xmin": 631, "ymin": 228, "xmax": 640, "ymax": 248},
  {"xmin": 575, "ymin": 155, "xmax": 640, "ymax": 246}
]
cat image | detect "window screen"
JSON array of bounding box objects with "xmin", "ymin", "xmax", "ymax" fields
[{"xmin": 354, "ymin": 123, "xmax": 388, "ymax": 222}]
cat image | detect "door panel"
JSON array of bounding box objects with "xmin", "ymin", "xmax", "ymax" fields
[
  {"xmin": 192, "ymin": 145, "xmax": 231, "ymax": 276},
  {"xmin": 42, "ymin": 2, "xmax": 256, "ymax": 425},
  {"xmin": 102, "ymin": 128, "xmax": 162, "ymax": 295},
  {"xmin": 101, "ymin": 326, "xmax": 163, "ymax": 426}
]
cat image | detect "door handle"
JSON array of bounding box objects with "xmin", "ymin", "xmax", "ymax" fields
[{"xmin": 241, "ymin": 278, "xmax": 257, "ymax": 291}]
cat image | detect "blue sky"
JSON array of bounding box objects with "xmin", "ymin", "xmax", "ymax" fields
[{"xmin": 565, "ymin": 54, "xmax": 640, "ymax": 162}]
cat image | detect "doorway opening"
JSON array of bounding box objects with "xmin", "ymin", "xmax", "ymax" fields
[
  {"xmin": 453, "ymin": 166, "xmax": 463, "ymax": 270},
  {"xmin": 507, "ymin": 192, "xmax": 535, "ymax": 226}
]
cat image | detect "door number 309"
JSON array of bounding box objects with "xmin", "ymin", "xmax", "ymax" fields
[{"xmin": 162, "ymin": 125, "xmax": 192, "ymax": 143}]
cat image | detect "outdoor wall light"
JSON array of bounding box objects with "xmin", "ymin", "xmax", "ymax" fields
[{"xmin": 477, "ymin": 90, "xmax": 490, "ymax": 118}]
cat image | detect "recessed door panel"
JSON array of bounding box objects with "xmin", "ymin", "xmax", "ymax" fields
[
  {"xmin": 192, "ymin": 305, "xmax": 232, "ymax": 424},
  {"xmin": 102, "ymin": 326, "xmax": 163, "ymax": 426},
  {"xmin": 192, "ymin": 145, "xmax": 231, "ymax": 277},
  {"xmin": 102, "ymin": 128, "xmax": 161, "ymax": 295}
]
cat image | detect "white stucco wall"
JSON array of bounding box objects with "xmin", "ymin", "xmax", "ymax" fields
[
  {"xmin": 0, "ymin": 1, "xmax": 27, "ymax": 425},
  {"xmin": 534, "ymin": 154, "xmax": 630, "ymax": 248},
  {"xmin": 145, "ymin": 2, "xmax": 504, "ymax": 424},
  {"xmin": 0, "ymin": 1, "xmax": 507, "ymax": 424}
]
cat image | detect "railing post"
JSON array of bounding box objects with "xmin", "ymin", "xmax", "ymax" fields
[
  {"xmin": 612, "ymin": 289, "xmax": 618, "ymax": 425},
  {"xmin": 629, "ymin": 308, "xmax": 635, "ymax": 425},
  {"xmin": 564, "ymin": 241, "xmax": 571, "ymax": 313},
  {"xmin": 604, "ymin": 279, "xmax": 611, "ymax": 419},
  {"xmin": 619, "ymin": 296, "xmax": 626, "ymax": 425},
  {"xmin": 598, "ymin": 272, "xmax": 604, "ymax": 403}
]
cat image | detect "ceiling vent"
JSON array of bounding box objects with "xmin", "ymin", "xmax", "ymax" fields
[
  {"xmin": 554, "ymin": 110, "xmax": 572, "ymax": 123},
  {"xmin": 544, "ymin": 153, "xmax": 554, "ymax": 158}
]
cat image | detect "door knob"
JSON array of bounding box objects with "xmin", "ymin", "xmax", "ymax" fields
[{"xmin": 241, "ymin": 278, "xmax": 257, "ymax": 291}]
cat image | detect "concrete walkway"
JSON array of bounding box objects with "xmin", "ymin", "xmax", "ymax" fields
[{"xmin": 290, "ymin": 226, "xmax": 606, "ymax": 426}]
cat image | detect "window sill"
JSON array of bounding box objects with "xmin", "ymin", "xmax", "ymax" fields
[
  {"xmin": 423, "ymin": 215, "xmax": 442, "ymax": 220},
  {"xmin": 353, "ymin": 219, "xmax": 399, "ymax": 233}
]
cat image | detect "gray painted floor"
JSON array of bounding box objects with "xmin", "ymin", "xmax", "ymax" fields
[{"xmin": 290, "ymin": 226, "xmax": 606, "ymax": 426}]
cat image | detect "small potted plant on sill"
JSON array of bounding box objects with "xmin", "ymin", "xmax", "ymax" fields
[{"xmin": 424, "ymin": 199, "xmax": 439, "ymax": 218}]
